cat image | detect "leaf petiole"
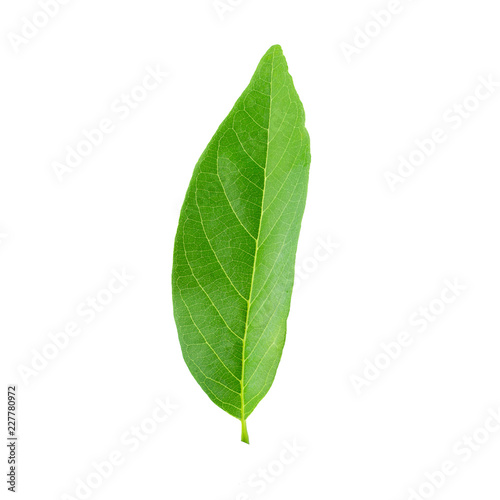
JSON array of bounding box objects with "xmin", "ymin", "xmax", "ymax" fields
[{"xmin": 241, "ymin": 419, "xmax": 249, "ymax": 444}]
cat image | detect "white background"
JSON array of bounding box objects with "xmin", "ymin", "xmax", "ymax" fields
[{"xmin": 2, "ymin": 0, "xmax": 500, "ymax": 499}]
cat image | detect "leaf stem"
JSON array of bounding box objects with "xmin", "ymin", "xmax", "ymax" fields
[{"xmin": 241, "ymin": 419, "xmax": 250, "ymax": 444}]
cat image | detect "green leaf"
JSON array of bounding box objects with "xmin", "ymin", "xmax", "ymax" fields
[{"xmin": 172, "ymin": 45, "xmax": 311, "ymax": 443}]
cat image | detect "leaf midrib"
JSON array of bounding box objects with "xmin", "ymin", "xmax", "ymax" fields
[{"xmin": 240, "ymin": 50, "xmax": 275, "ymax": 427}]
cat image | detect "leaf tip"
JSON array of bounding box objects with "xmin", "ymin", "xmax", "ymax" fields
[{"xmin": 267, "ymin": 44, "xmax": 283, "ymax": 56}]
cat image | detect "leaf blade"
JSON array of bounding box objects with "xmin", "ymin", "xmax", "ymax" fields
[{"xmin": 172, "ymin": 45, "xmax": 310, "ymax": 442}]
